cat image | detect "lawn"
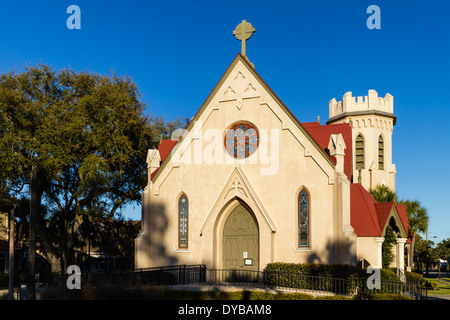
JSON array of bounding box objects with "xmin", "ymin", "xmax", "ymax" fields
[
  {"xmin": 423, "ymin": 275, "xmax": 450, "ymax": 295},
  {"xmin": 39, "ymin": 284, "xmax": 412, "ymax": 300}
]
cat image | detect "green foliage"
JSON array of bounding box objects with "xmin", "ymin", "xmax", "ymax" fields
[
  {"xmin": 354, "ymin": 293, "xmax": 411, "ymax": 300},
  {"xmin": 264, "ymin": 262, "xmax": 365, "ymax": 279},
  {"xmin": 0, "ymin": 63, "xmax": 186, "ymax": 271},
  {"xmin": 380, "ymin": 268, "xmax": 400, "ymax": 282},
  {"xmin": 425, "ymin": 281, "xmax": 439, "ymax": 290},
  {"xmin": 382, "ymin": 226, "xmax": 396, "ymax": 269},
  {"xmin": 405, "ymin": 271, "xmax": 425, "ymax": 286},
  {"xmin": 40, "ymin": 285, "xmax": 411, "ymax": 300},
  {"xmin": 398, "ymin": 199, "xmax": 428, "ymax": 235},
  {"xmin": 264, "ymin": 263, "xmax": 366, "ymax": 295},
  {"xmin": 433, "ymin": 239, "xmax": 450, "ymax": 261},
  {"xmin": 369, "ymin": 185, "xmax": 397, "ymax": 203}
]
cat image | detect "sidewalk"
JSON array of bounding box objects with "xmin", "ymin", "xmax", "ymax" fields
[
  {"xmin": 170, "ymin": 283, "xmax": 340, "ymax": 298},
  {"xmin": 427, "ymin": 294, "xmax": 450, "ymax": 300}
]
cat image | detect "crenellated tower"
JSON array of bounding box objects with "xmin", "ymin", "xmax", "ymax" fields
[{"xmin": 327, "ymin": 90, "xmax": 397, "ymax": 191}]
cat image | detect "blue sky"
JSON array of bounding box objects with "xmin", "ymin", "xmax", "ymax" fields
[{"xmin": 1, "ymin": 1, "xmax": 449, "ymax": 244}]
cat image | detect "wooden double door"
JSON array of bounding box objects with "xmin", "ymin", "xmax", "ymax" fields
[{"xmin": 222, "ymin": 204, "xmax": 259, "ymax": 271}]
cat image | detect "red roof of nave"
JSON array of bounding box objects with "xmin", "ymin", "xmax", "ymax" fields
[{"xmin": 302, "ymin": 121, "xmax": 353, "ymax": 181}]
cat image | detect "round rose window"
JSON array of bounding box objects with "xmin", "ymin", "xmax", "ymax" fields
[{"xmin": 225, "ymin": 122, "xmax": 259, "ymax": 158}]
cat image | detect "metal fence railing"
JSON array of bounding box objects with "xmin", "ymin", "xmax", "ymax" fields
[
  {"xmin": 262, "ymin": 270, "xmax": 424, "ymax": 299},
  {"xmin": 42, "ymin": 265, "xmax": 425, "ymax": 300},
  {"xmin": 45, "ymin": 264, "xmax": 207, "ymax": 287}
]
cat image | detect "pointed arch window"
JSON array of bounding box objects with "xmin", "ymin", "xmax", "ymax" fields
[
  {"xmin": 378, "ymin": 135, "xmax": 384, "ymax": 170},
  {"xmin": 178, "ymin": 194, "xmax": 188, "ymax": 248},
  {"xmin": 298, "ymin": 189, "xmax": 310, "ymax": 247},
  {"xmin": 355, "ymin": 134, "xmax": 365, "ymax": 170}
]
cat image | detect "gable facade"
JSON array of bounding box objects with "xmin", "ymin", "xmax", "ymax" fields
[{"xmin": 135, "ymin": 54, "xmax": 408, "ymax": 275}]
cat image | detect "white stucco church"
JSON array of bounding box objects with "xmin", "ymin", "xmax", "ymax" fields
[{"xmin": 135, "ymin": 21, "xmax": 410, "ymax": 277}]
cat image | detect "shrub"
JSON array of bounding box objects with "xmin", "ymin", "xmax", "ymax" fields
[
  {"xmin": 425, "ymin": 281, "xmax": 438, "ymax": 291},
  {"xmin": 264, "ymin": 262, "xmax": 365, "ymax": 278},
  {"xmin": 382, "ymin": 226, "xmax": 396, "ymax": 268},
  {"xmin": 263, "ymin": 263, "xmax": 368, "ymax": 295},
  {"xmin": 405, "ymin": 271, "xmax": 425, "ymax": 286},
  {"xmin": 380, "ymin": 269, "xmax": 401, "ymax": 282},
  {"xmin": 354, "ymin": 293, "xmax": 411, "ymax": 300}
]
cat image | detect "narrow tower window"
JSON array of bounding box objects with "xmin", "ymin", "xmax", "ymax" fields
[
  {"xmin": 355, "ymin": 134, "xmax": 365, "ymax": 170},
  {"xmin": 378, "ymin": 135, "xmax": 384, "ymax": 170}
]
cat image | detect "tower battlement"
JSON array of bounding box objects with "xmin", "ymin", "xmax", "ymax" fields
[{"xmin": 328, "ymin": 90, "xmax": 394, "ymax": 123}]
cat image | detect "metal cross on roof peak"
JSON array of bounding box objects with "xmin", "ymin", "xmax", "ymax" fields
[{"xmin": 233, "ymin": 20, "xmax": 255, "ymax": 58}]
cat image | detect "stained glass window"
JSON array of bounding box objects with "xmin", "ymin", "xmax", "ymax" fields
[
  {"xmin": 298, "ymin": 189, "xmax": 309, "ymax": 247},
  {"xmin": 225, "ymin": 123, "xmax": 259, "ymax": 158},
  {"xmin": 179, "ymin": 194, "xmax": 188, "ymax": 248}
]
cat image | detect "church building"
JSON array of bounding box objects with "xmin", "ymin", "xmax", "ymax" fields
[{"xmin": 135, "ymin": 21, "xmax": 409, "ymax": 277}]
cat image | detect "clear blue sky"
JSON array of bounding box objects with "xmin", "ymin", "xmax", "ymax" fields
[{"xmin": 1, "ymin": 1, "xmax": 449, "ymax": 244}]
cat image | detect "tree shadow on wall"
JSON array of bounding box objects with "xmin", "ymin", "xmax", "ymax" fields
[
  {"xmin": 306, "ymin": 237, "xmax": 355, "ymax": 267},
  {"xmin": 137, "ymin": 203, "xmax": 179, "ymax": 267}
]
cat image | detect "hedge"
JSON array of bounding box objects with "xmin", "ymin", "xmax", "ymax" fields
[
  {"xmin": 263, "ymin": 262, "xmax": 413, "ymax": 297},
  {"xmin": 263, "ymin": 263, "xmax": 367, "ymax": 295},
  {"xmin": 265, "ymin": 263, "xmax": 402, "ymax": 281},
  {"xmin": 264, "ymin": 262, "xmax": 366, "ymax": 279},
  {"xmin": 405, "ymin": 271, "xmax": 425, "ymax": 286}
]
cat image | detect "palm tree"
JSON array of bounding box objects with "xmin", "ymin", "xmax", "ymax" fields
[
  {"xmin": 398, "ymin": 199, "xmax": 428, "ymax": 270},
  {"xmin": 369, "ymin": 184, "xmax": 397, "ymax": 203}
]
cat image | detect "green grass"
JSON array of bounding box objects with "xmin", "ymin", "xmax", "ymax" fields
[
  {"xmin": 40, "ymin": 285, "xmax": 411, "ymax": 300},
  {"xmin": 423, "ymin": 276, "xmax": 450, "ymax": 295}
]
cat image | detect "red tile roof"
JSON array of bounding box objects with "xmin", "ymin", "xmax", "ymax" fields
[
  {"xmin": 350, "ymin": 183, "xmax": 409, "ymax": 238},
  {"xmin": 158, "ymin": 139, "xmax": 178, "ymax": 163},
  {"xmin": 303, "ymin": 122, "xmax": 353, "ymax": 181},
  {"xmin": 350, "ymin": 183, "xmax": 382, "ymax": 236},
  {"xmin": 395, "ymin": 204, "xmax": 410, "ymax": 242},
  {"xmin": 150, "ymin": 139, "xmax": 178, "ymax": 180}
]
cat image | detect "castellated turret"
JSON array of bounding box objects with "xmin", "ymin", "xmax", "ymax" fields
[{"xmin": 327, "ymin": 90, "xmax": 397, "ymax": 192}]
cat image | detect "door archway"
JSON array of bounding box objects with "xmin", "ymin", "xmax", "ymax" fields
[{"xmin": 222, "ymin": 204, "xmax": 259, "ymax": 271}]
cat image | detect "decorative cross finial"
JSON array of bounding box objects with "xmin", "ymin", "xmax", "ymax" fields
[{"xmin": 233, "ymin": 20, "xmax": 255, "ymax": 57}]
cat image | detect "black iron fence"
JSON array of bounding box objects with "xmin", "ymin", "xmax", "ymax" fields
[
  {"xmin": 262, "ymin": 270, "xmax": 424, "ymax": 299},
  {"xmin": 45, "ymin": 264, "xmax": 206, "ymax": 287},
  {"xmin": 43, "ymin": 265, "xmax": 425, "ymax": 300}
]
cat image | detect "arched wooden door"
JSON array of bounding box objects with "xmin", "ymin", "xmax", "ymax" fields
[{"xmin": 222, "ymin": 204, "xmax": 259, "ymax": 271}]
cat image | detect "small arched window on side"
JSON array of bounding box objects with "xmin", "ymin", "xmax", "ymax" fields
[
  {"xmin": 378, "ymin": 135, "xmax": 384, "ymax": 170},
  {"xmin": 355, "ymin": 134, "xmax": 365, "ymax": 170},
  {"xmin": 178, "ymin": 194, "xmax": 188, "ymax": 249},
  {"xmin": 298, "ymin": 189, "xmax": 310, "ymax": 247}
]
